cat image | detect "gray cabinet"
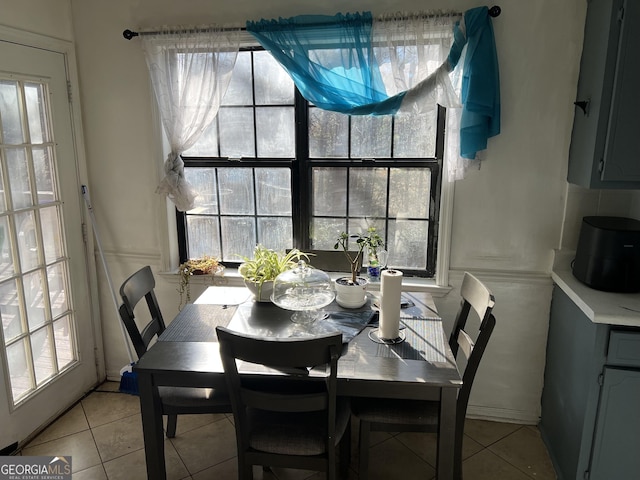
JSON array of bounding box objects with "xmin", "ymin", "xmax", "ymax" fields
[
  {"xmin": 567, "ymin": 0, "xmax": 640, "ymax": 188},
  {"xmin": 540, "ymin": 286, "xmax": 640, "ymax": 479}
]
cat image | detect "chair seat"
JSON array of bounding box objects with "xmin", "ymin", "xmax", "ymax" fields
[
  {"xmin": 159, "ymin": 386, "xmax": 230, "ymax": 410},
  {"xmin": 352, "ymin": 397, "xmax": 439, "ymax": 426},
  {"xmin": 248, "ymin": 398, "xmax": 351, "ymax": 456}
]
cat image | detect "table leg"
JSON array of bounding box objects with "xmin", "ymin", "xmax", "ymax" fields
[
  {"xmin": 138, "ymin": 372, "xmax": 166, "ymax": 479},
  {"xmin": 437, "ymin": 387, "xmax": 457, "ymax": 480}
]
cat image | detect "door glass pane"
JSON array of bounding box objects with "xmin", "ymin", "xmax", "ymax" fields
[
  {"xmin": 47, "ymin": 263, "xmax": 68, "ymax": 318},
  {"xmin": 33, "ymin": 147, "xmax": 55, "ymax": 204},
  {"xmin": 7, "ymin": 339, "xmax": 31, "ymax": 402},
  {"xmin": 1, "ymin": 78, "xmax": 79, "ymax": 405},
  {"xmin": 32, "ymin": 326, "xmax": 54, "ymax": 385},
  {"xmin": 16, "ymin": 210, "xmax": 39, "ymax": 271},
  {"xmin": 53, "ymin": 315, "xmax": 74, "ymax": 370},
  {"xmin": 41, "ymin": 205, "xmax": 63, "ymax": 264},
  {"xmin": 24, "ymin": 269, "xmax": 46, "ymax": 330},
  {"xmin": 0, "ymin": 216, "xmax": 14, "ymax": 280},
  {"xmin": 6, "ymin": 148, "xmax": 33, "ymax": 209},
  {"xmin": 0, "ymin": 279, "xmax": 22, "ymax": 341},
  {"xmin": 24, "ymin": 83, "xmax": 49, "ymax": 144},
  {"xmin": 0, "ymin": 80, "xmax": 25, "ymax": 144}
]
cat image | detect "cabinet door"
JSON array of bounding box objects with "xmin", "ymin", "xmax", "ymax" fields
[
  {"xmin": 601, "ymin": 0, "xmax": 640, "ymax": 181},
  {"xmin": 589, "ymin": 367, "xmax": 640, "ymax": 479}
]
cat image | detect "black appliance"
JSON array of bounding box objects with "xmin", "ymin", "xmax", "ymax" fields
[{"xmin": 573, "ymin": 216, "xmax": 640, "ymax": 292}]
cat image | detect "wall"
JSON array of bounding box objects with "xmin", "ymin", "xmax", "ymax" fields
[
  {"xmin": 0, "ymin": 0, "xmax": 74, "ymax": 41},
  {"xmin": 62, "ymin": 0, "xmax": 618, "ymax": 423}
]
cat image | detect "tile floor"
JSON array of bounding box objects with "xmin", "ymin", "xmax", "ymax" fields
[{"xmin": 18, "ymin": 381, "xmax": 557, "ymax": 479}]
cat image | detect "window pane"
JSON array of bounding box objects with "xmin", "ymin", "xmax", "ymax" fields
[
  {"xmin": 219, "ymin": 107, "xmax": 255, "ymax": 158},
  {"xmin": 186, "ymin": 216, "xmax": 221, "ymax": 259},
  {"xmin": 24, "ymin": 83, "xmax": 49, "ymax": 144},
  {"xmin": 218, "ymin": 168, "xmax": 254, "ymax": 215},
  {"xmin": 257, "ymin": 217, "xmax": 292, "ymax": 252},
  {"xmin": 33, "ymin": 147, "xmax": 55, "ymax": 204},
  {"xmin": 387, "ymin": 219, "xmax": 429, "ymax": 268},
  {"xmin": 255, "ymin": 168, "xmax": 291, "ymax": 215},
  {"xmin": 0, "ymin": 216, "xmax": 15, "ymax": 281},
  {"xmin": 1, "ymin": 279, "xmax": 21, "ymax": 342},
  {"xmin": 256, "ymin": 107, "xmax": 295, "ymax": 158},
  {"xmin": 0, "ymin": 80, "xmax": 25, "ymax": 144},
  {"xmin": 0, "ymin": 166, "xmax": 6, "ymax": 211},
  {"xmin": 389, "ymin": 168, "xmax": 430, "ymax": 219},
  {"xmin": 7, "ymin": 148, "xmax": 33, "ymax": 209},
  {"xmin": 309, "ymin": 108, "xmax": 348, "ymax": 158},
  {"xmin": 394, "ymin": 111, "xmax": 436, "ymax": 157},
  {"xmin": 223, "ymin": 52, "xmax": 253, "ymax": 106},
  {"xmin": 311, "ymin": 217, "xmax": 346, "ymax": 250},
  {"xmin": 48, "ymin": 263, "xmax": 68, "ymax": 318},
  {"xmin": 221, "ymin": 217, "xmax": 255, "ymax": 261},
  {"xmin": 185, "ymin": 168, "xmax": 218, "ymax": 215},
  {"xmin": 182, "ymin": 118, "xmax": 219, "ymax": 156},
  {"xmin": 312, "ymin": 167, "xmax": 347, "ymax": 216},
  {"xmin": 53, "ymin": 315, "xmax": 74, "ymax": 370},
  {"xmin": 351, "ymin": 116, "xmax": 392, "ymax": 158},
  {"xmin": 254, "ymin": 51, "xmax": 294, "ymax": 105},
  {"xmin": 41, "ymin": 205, "xmax": 64, "ymax": 264},
  {"xmin": 349, "ymin": 167, "xmax": 387, "ymax": 217}
]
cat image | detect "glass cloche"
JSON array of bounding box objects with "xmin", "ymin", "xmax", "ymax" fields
[{"xmin": 271, "ymin": 260, "xmax": 335, "ymax": 324}]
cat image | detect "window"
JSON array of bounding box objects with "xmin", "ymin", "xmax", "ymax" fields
[{"xmin": 178, "ymin": 48, "xmax": 444, "ymax": 277}]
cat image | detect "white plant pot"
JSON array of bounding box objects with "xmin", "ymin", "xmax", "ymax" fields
[
  {"xmin": 334, "ymin": 277, "xmax": 368, "ymax": 308},
  {"xmin": 244, "ymin": 280, "xmax": 274, "ymax": 302}
]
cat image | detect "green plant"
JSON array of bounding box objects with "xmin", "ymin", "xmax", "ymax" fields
[
  {"xmin": 238, "ymin": 245, "xmax": 310, "ymax": 297},
  {"xmin": 178, "ymin": 256, "xmax": 223, "ymax": 309},
  {"xmin": 334, "ymin": 227, "xmax": 385, "ymax": 284}
]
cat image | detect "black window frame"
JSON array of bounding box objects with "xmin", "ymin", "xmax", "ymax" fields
[{"xmin": 176, "ymin": 47, "xmax": 444, "ymax": 278}]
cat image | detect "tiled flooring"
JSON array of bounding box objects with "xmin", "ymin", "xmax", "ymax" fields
[{"xmin": 19, "ymin": 381, "xmax": 557, "ymax": 479}]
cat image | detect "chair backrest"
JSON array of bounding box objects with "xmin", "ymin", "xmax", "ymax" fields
[
  {"xmin": 216, "ymin": 327, "xmax": 343, "ymax": 449},
  {"xmin": 449, "ymin": 272, "xmax": 496, "ymax": 420},
  {"xmin": 118, "ymin": 266, "xmax": 166, "ymax": 359}
]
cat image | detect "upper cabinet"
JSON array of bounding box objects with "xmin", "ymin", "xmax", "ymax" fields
[{"xmin": 568, "ymin": 0, "xmax": 640, "ymax": 188}]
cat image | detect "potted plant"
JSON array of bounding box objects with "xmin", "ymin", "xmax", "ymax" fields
[
  {"xmin": 178, "ymin": 256, "xmax": 224, "ymax": 309},
  {"xmin": 333, "ymin": 227, "xmax": 385, "ymax": 308},
  {"xmin": 238, "ymin": 245, "xmax": 310, "ymax": 302}
]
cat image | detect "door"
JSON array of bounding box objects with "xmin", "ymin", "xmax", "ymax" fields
[{"xmin": 0, "ymin": 39, "xmax": 98, "ymax": 448}]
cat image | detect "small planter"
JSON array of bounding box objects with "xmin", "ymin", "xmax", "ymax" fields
[
  {"xmin": 244, "ymin": 279, "xmax": 274, "ymax": 303},
  {"xmin": 334, "ymin": 276, "xmax": 368, "ymax": 308}
]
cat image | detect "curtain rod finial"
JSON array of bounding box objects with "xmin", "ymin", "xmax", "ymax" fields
[
  {"xmin": 123, "ymin": 29, "xmax": 139, "ymax": 40},
  {"xmin": 488, "ymin": 6, "xmax": 501, "ymax": 17}
]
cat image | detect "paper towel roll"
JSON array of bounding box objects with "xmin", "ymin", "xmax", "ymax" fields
[{"xmin": 379, "ymin": 269, "xmax": 403, "ymax": 340}]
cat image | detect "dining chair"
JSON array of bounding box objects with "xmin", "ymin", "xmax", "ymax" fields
[
  {"xmin": 352, "ymin": 271, "xmax": 496, "ymax": 480},
  {"xmin": 118, "ymin": 265, "xmax": 231, "ymax": 438},
  {"xmin": 216, "ymin": 326, "xmax": 351, "ymax": 480}
]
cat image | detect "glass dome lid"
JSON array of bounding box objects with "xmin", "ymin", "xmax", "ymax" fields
[{"xmin": 271, "ymin": 260, "xmax": 335, "ymax": 324}]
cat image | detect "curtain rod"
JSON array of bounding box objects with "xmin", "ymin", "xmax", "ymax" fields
[{"xmin": 122, "ymin": 5, "xmax": 501, "ymax": 40}]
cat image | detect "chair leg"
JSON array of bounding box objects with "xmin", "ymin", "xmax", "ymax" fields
[
  {"xmin": 166, "ymin": 414, "xmax": 177, "ymax": 438},
  {"xmin": 358, "ymin": 419, "xmax": 371, "ymax": 480},
  {"xmin": 339, "ymin": 418, "xmax": 351, "ymax": 479}
]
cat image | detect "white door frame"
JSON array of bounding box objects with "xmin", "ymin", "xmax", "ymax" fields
[{"xmin": 0, "ymin": 24, "xmax": 105, "ymax": 447}]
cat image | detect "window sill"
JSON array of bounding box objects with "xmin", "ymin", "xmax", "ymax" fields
[{"xmin": 159, "ymin": 268, "xmax": 452, "ymax": 297}]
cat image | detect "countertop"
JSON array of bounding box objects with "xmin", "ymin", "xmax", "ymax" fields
[{"xmin": 552, "ymin": 250, "xmax": 640, "ymax": 327}]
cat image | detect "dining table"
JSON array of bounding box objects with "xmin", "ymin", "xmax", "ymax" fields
[{"xmin": 134, "ymin": 286, "xmax": 462, "ymax": 479}]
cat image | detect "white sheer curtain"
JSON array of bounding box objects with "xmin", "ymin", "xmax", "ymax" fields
[
  {"xmin": 141, "ymin": 27, "xmax": 240, "ymax": 211},
  {"xmin": 373, "ymin": 12, "xmax": 470, "ymax": 181}
]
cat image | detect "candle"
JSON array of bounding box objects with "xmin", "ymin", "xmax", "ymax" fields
[{"xmin": 379, "ymin": 269, "xmax": 403, "ymax": 340}]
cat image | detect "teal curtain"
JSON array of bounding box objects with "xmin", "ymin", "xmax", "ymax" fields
[
  {"xmin": 247, "ymin": 7, "xmax": 500, "ymax": 160},
  {"xmin": 246, "ymin": 12, "xmax": 405, "ymax": 115}
]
